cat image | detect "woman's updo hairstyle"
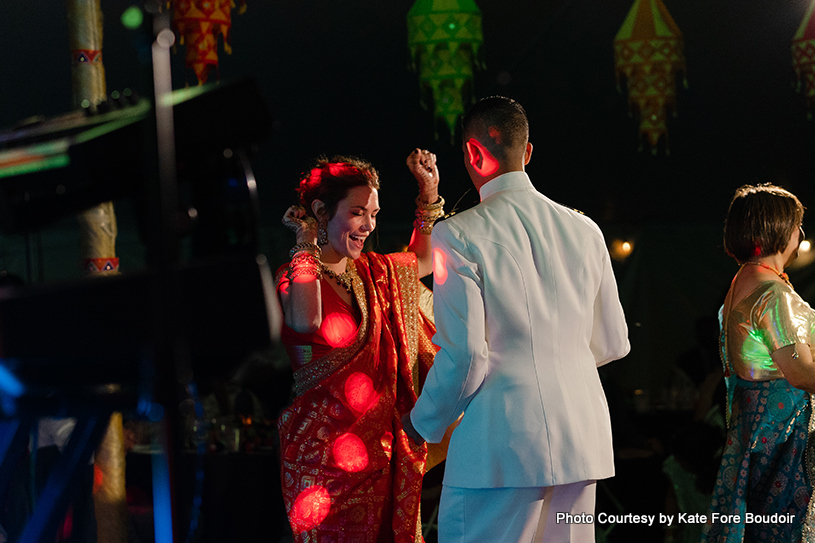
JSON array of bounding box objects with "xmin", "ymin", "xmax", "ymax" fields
[
  {"xmin": 298, "ymin": 155, "xmax": 380, "ymax": 220},
  {"xmin": 724, "ymin": 183, "xmax": 804, "ymax": 263}
]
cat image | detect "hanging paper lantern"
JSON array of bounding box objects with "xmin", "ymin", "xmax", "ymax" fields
[
  {"xmin": 614, "ymin": 0, "xmax": 686, "ymax": 153},
  {"xmin": 792, "ymin": 0, "xmax": 815, "ymax": 118},
  {"xmin": 408, "ymin": 0, "xmax": 483, "ymax": 143},
  {"xmin": 171, "ymin": 0, "xmax": 246, "ymax": 85}
]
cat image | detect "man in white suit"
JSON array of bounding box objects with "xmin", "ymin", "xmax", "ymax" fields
[{"xmin": 403, "ymin": 96, "xmax": 630, "ymax": 542}]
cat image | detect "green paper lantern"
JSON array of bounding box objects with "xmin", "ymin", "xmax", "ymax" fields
[{"xmin": 408, "ymin": 0, "xmax": 483, "ymax": 143}]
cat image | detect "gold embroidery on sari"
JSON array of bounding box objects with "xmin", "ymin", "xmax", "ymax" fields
[
  {"xmin": 392, "ymin": 253, "xmax": 421, "ymax": 396},
  {"xmin": 289, "ymin": 345, "xmax": 313, "ymax": 369},
  {"xmin": 804, "ymin": 393, "xmax": 815, "ymax": 538}
]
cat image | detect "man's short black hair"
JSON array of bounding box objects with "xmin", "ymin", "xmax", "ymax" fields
[{"xmin": 461, "ymin": 96, "xmax": 529, "ymax": 161}]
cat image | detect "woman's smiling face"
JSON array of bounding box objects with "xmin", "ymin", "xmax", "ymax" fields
[{"xmin": 325, "ymin": 185, "xmax": 379, "ymax": 260}]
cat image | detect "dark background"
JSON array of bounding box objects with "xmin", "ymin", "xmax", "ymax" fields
[
  {"xmin": 2, "ymin": 3, "xmax": 815, "ymax": 540},
  {"xmin": 3, "ymin": 0, "xmax": 815, "ymax": 436},
  {"xmin": 4, "ymin": 0, "xmax": 815, "ymax": 227}
]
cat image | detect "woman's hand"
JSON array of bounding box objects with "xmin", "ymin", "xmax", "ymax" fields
[
  {"xmin": 281, "ymin": 205, "xmax": 323, "ymax": 334},
  {"xmin": 282, "ymin": 205, "xmax": 319, "ymax": 245},
  {"xmin": 773, "ymin": 343, "xmax": 815, "ymax": 394},
  {"xmin": 406, "ymin": 148, "xmax": 440, "ymax": 204}
]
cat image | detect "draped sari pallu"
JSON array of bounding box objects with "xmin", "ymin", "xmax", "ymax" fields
[{"xmin": 278, "ymin": 252, "xmax": 438, "ymax": 543}]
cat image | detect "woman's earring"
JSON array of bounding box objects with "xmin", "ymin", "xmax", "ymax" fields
[{"xmin": 318, "ymin": 221, "xmax": 329, "ymax": 246}]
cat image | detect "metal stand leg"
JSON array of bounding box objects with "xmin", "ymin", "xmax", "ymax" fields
[{"xmin": 18, "ymin": 412, "xmax": 111, "ymax": 543}]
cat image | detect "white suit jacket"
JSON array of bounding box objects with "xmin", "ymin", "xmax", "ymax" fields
[{"xmin": 410, "ymin": 171, "xmax": 630, "ymax": 488}]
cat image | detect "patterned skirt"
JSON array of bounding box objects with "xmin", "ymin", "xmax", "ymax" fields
[{"xmin": 702, "ymin": 378, "xmax": 814, "ymax": 542}]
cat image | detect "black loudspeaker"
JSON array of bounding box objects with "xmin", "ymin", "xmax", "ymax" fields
[{"xmin": 0, "ymin": 77, "xmax": 272, "ymax": 235}]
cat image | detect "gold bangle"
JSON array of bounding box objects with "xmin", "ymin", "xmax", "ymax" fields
[
  {"xmin": 288, "ymin": 251, "xmax": 321, "ymax": 280},
  {"xmin": 290, "ymin": 242, "xmax": 321, "ymax": 259},
  {"xmin": 413, "ymin": 218, "xmax": 433, "ymax": 234},
  {"xmin": 290, "ymin": 252, "xmax": 320, "ymax": 266},
  {"xmin": 413, "ymin": 195, "xmax": 445, "ymax": 234},
  {"xmin": 413, "ymin": 212, "xmax": 443, "ymax": 234},
  {"xmin": 415, "ymin": 208, "xmax": 444, "ymax": 221},
  {"xmin": 415, "ymin": 195, "xmax": 444, "ymax": 211},
  {"xmin": 288, "ymin": 266, "xmax": 321, "ymax": 281}
]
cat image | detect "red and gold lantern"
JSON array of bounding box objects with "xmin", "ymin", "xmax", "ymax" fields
[
  {"xmin": 171, "ymin": 0, "xmax": 246, "ymax": 85},
  {"xmin": 614, "ymin": 0, "xmax": 686, "ymax": 153},
  {"xmin": 793, "ymin": 0, "xmax": 815, "ymax": 118}
]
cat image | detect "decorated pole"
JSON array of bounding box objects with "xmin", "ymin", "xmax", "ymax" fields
[
  {"xmin": 792, "ymin": 0, "xmax": 815, "ymax": 118},
  {"xmin": 408, "ymin": 0, "xmax": 483, "ymax": 143},
  {"xmin": 66, "ymin": 1, "xmax": 126, "ymax": 541},
  {"xmin": 614, "ymin": 0, "xmax": 686, "ymax": 154}
]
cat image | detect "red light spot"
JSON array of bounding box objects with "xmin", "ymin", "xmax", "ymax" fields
[
  {"xmin": 59, "ymin": 505, "xmax": 74, "ymax": 540},
  {"xmin": 328, "ymin": 162, "xmax": 352, "ymax": 177},
  {"xmin": 291, "ymin": 485, "xmax": 331, "ymax": 533},
  {"xmin": 322, "ymin": 312, "xmax": 356, "ymax": 347},
  {"xmin": 279, "ymin": 281, "xmax": 290, "ymax": 296},
  {"xmin": 93, "ymin": 464, "xmax": 104, "ymax": 494},
  {"xmin": 433, "ymin": 247, "xmax": 448, "ymax": 285},
  {"xmin": 332, "ymin": 433, "xmax": 368, "ymax": 472},
  {"xmin": 466, "ymin": 138, "xmax": 500, "ymax": 177},
  {"xmin": 344, "ymin": 372, "xmax": 378, "ymax": 414},
  {"xmin": 292, "ymin": 274, "xmax": 318, "ymax": 285}
]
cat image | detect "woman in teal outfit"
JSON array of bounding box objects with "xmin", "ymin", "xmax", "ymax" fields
[{"xmin": 702, "ymin": 184, "xmax": 815, "ymax": 542}]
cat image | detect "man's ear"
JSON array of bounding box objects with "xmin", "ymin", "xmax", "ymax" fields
[
  {"xmin": 466, "ymin": 138, "xmax": 500, "ymax": 176},
  {"xmin": 523, "ymin": 142, "xmax": 533, "ymax": 165},
  {"xmin": 465, "ymin": 140, "xmax": 483, "ymax": 169}
]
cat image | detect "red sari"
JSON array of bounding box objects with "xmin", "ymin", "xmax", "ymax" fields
[{"xmin": 276, "ymin": 252, "xmax": 437, "ymax": 542}]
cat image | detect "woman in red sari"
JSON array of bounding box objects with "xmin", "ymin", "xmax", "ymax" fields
[{"xmin": 276, "ymin": 150, "xmax": 445, "ymax": 542}]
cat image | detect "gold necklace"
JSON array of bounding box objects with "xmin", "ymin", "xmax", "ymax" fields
[
  {"xmin": 321, "ymin": 262, "xmax": 354, "ymax": 295},
  {"xmin": 742, "ymin": 261, "xmax": 791, "ymax": 286}
]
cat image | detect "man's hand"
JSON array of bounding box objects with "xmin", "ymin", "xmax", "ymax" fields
[{"xmin": 401, "ymin": 412, "xmax": 426, "ymax": 446}]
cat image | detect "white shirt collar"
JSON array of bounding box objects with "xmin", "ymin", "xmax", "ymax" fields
[{"xmin": 478, "ymin": 171, "xmax": 534, "ymax": 202}]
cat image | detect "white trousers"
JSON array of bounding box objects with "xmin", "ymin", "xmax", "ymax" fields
[{"xmin": 437, "ymin": 480, "xmax": 596, "ymax": 543}]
